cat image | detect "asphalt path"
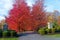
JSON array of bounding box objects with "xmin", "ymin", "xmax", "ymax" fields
[{"xmin": 18, "ymin": 33, "xmax": 60, "ymax": 40}]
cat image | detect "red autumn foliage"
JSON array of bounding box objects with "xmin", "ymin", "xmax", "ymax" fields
[
  {"xmin": 6, "ymin": 0, "xmax": 47, "ymax": 32},
  {"xmin": 31, "ymin": 0, "xmax": 47, "ymax": 28}
]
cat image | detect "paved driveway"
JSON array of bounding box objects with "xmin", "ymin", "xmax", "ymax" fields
[{"xmin": 19, "ymin": 34, "xmax": 60, "ymax": 40}]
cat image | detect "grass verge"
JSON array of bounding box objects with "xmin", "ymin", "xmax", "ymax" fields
[
  {"xmin": 44, "ymin": 34, "xmax": 60, "ymax": 37},
  {"xmin": 0, "ymin": 38, "xmax": 18, "ymax": 40}
]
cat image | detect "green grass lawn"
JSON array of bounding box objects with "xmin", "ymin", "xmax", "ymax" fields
[
  {"xmin": 0, "ymin": 38, "xmax": 18, "ymax": 40},
  {"xmin": 44, "ymin": 34, "xmax": 60, "ymax": 37}
]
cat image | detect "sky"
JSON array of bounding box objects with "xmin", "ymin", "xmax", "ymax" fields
[{"xmin": 0, "ymin": 0, "xmax": 60, "ymax": 20}]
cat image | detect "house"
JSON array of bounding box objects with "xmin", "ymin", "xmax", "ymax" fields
[{"xmin": 0, "ymin": 20, "xmax": 8, "ymax": 30}]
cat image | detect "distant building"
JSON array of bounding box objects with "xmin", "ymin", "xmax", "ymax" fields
[
  {"xmin": 0, "ymin": 20, "xmax": 5, "ymax": 30},
  {"xmin": 3, "ymin": 23, "xmax": 8, "ymax": 31},
  {"xmin": 0, "ymin": 20, "xmax": 8, "ymax": 30}
]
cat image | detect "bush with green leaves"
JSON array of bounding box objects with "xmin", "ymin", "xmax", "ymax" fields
[
  {"xmin": 3, "ymin": 31, "xmax": 10, "ymax": 37},
  {"xmin": 51, "ymin": 28, "xmax": 55, "ymax": 34},
  {"xmin": 38, "ymin": 25, "xmax": 60, "ymax": 35},
  {"xmin": 46, "ymin": 29, "xmax": 51, "ymax": 34},
  {"xmin": 10, "ymin": 30, "xmax": 18, "ymax": 37},
  {"xmin": 38, "ymin": 29, "xmax": 45, "ymax": 35},
  {"xmin": 0, "ymin": 29, "xmax": 2, "ymax": 37},
  {"xmin": 2, "ymin": 30, "xmax": 18, "ymax": 37},
  {"xmin": 53, "ymin": 21, "xmax": 58, "ymax": 28},
  {"xmin": 55, "ymin": 27, "xmax": 60, "ymax": 33}
]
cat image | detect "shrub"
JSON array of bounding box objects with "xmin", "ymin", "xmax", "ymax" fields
[
  {"xmin": 46, "ymin": 29, "xmax": 51, "ymax": 34},
  {"xmin": 44, "ymin": 30, "xmax": 47, "ymax": 34},
  {"xmin": 0, "ymin": 29, "xmax": 2, "ymax": 37},
  {"xmin": 38, "ymin": 26, "xmax": 60, "ymax": 35},
  {"xmin": 55, "ymin": 27, "xmax": 60, "ymax": 33},
  {"xmin": 2, "ymin": 30, "xmax": 18, "ymax": 37},
  {"xmin": 3, "ymin": 31, "xmax": 11, "ymax": 37},
  {"xmin": 42, "ymin": 27, "xmax": 48, "ymax": 34},
  {"xmin": 51, "ymin": 28, "xmax": 55, "ymax": 34},
  {"xmin": 57, "ymin": 27, "xmax": 60, "ymax": 30},
  {"xmin": 53, "ymin": 21, "xmax": 58, "ymax": 28},
  {"xmin": 38, "ymin": 29, "xmax": 45, "ymax": 35},
  {"xmin": 10, "ymin": 30, "xmax": 18, "ymax": 37}
]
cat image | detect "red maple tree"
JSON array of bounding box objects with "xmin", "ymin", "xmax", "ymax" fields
[
  {"xmin": 31, "ymin": 0, "xmax": 47, "ymax": 29},
  {"xmin": 6, "ymin": 0, "xmax": 47, "ymax": 32}
]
